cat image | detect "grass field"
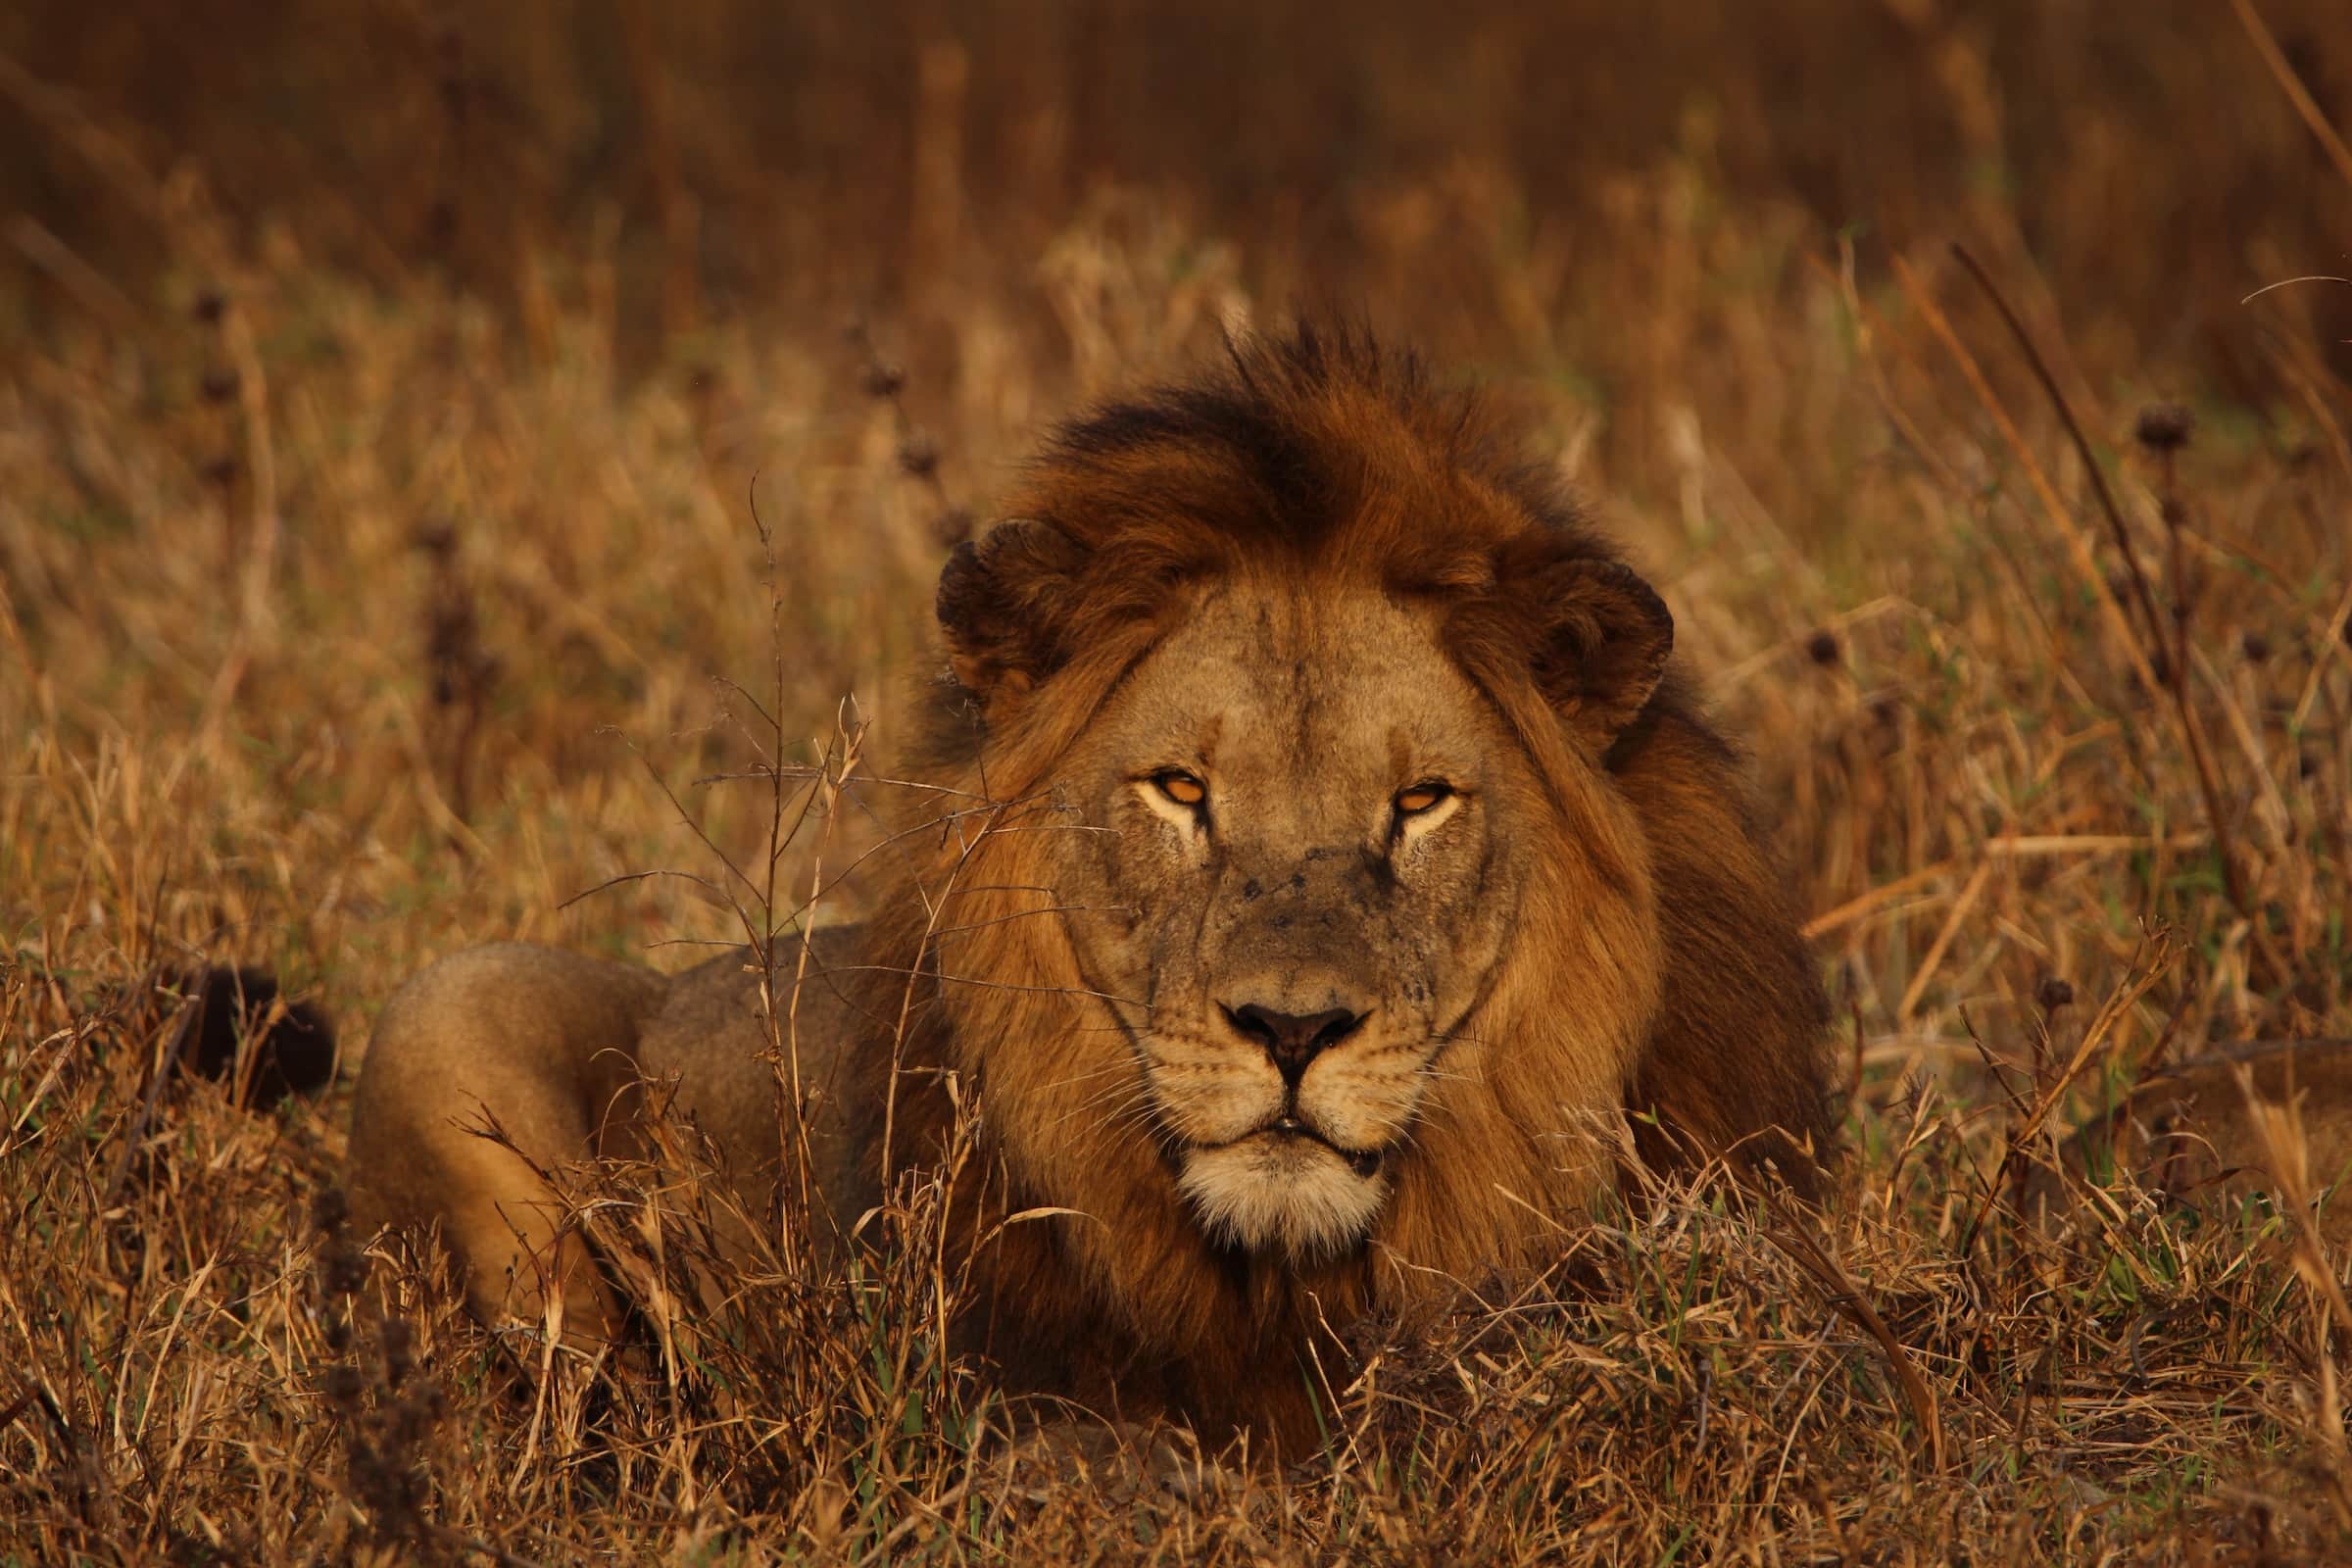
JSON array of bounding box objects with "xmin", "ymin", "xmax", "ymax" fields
[{"xmin": 6, "ymin": 2, "xmax": 2352, "ymax": 1560}]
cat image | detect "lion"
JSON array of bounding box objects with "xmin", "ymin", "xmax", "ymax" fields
[{"xmin": 347, "ymin": 326, "xmax": 1840, "ymax": 1447}]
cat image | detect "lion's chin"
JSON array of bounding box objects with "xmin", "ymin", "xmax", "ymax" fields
[{"xmin": 1175, "ymin": 1134, "xmax": 1390, "ymax": 1262}]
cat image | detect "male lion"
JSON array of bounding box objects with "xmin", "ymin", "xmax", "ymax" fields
[{"xmin": 349, "ymin": 327, "xmax": 1838, "ymax": 1446}]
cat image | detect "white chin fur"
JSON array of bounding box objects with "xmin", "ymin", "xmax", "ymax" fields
[{"xmin": 1177, "ymin": 1137, "xmax": 1388, "ymax": 1261}]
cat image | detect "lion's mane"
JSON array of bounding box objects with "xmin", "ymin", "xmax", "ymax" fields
[{"xmin": 837, "ymin": 326, "xmax": 1833, "ymax": 1443}]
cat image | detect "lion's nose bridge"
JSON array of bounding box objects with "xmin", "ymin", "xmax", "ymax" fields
[
  {"xmin": 1235, "ymin": 840, "xmax": 1355, "ymax": 913},
  {"xmin": 1222, "ymin": 840, "xmax": 1380, "ymax": 999}
]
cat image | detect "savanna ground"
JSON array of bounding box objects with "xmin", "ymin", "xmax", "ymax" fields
[{"xmin": 5, "ymin": 2, "xmax": 2352, "ymax": 1561}]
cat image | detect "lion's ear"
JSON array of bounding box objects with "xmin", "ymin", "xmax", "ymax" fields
[
  {"xmin": 1529, "ymin": 559, "xmax": 1674, "ymax": 746},
  {"xmin": 934, "ymin": 518, "xmax": 1091, "ymax": 702}
]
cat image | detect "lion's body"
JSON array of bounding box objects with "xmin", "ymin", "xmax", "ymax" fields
[
  {"xmin": 348, "ymin": 938, "xmax": 879, "ymax": 1342},
  {"xmin": 349, "ymin": 328, "xmax": 1838, "ymax": 1446}
]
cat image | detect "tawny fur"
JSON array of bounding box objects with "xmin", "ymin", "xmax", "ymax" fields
[{"xmin": 349, "ymin": 326, "xmax": 1840, "ymax": 1448}]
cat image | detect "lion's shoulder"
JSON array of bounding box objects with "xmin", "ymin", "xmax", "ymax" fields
[{"xmin": 637, "ymin": 926, "xmax": 894, "ymax": 1230}]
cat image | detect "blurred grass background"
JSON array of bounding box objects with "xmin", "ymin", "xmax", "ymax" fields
[
  {"xmin": 7, "ymin": 0, "xmax": 2350, "ymax": 375},
  {"xmin": 5, "ymin": 1, "xmax": 2352, "ymax": 1560}
]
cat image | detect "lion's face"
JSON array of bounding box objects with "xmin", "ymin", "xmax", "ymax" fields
[
  {"xmin": 1048, "ymin": 582, "xmax": 1556, "ymax": 1259},
  {"xmin": 928, "ymin": 333, "xmax": 1687, "ymax": 1284}
]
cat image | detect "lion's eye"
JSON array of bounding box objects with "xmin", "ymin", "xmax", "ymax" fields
[
  {"xmin": 1394, "ymin": 782, "xmax": 1452, "ymax": 816},
  {"xmin": 1152, "ymin": 771, "xmax": 1208, "ymax": 809}
]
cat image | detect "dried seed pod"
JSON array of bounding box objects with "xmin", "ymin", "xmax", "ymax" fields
[{"xmin": 2133, "ymin": 404, "xmax": 2193, "ymax": 454}]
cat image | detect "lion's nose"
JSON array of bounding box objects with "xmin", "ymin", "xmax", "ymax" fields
[{"xmin": 1224, "ymin": 1003, "xmax": 1367, "ymax": 1087}]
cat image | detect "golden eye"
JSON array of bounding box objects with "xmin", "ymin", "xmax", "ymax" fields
[
  {"xmin": 1395, "ymin": 782, "xmax": 1453, "ymax": 816},
  {"xmin": 1152, "ymin": 771, "xmax": 1207, "ymax": 808}
]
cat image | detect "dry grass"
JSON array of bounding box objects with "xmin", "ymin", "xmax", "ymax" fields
[{"xmin": 6, "ymin": 4, "xmax": 2352, "ymax": 1560}]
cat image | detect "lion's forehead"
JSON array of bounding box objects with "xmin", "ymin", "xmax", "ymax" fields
[{"xmin": 1109, "ymin": 585, "xmax": 1496, "ymax": 786}]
